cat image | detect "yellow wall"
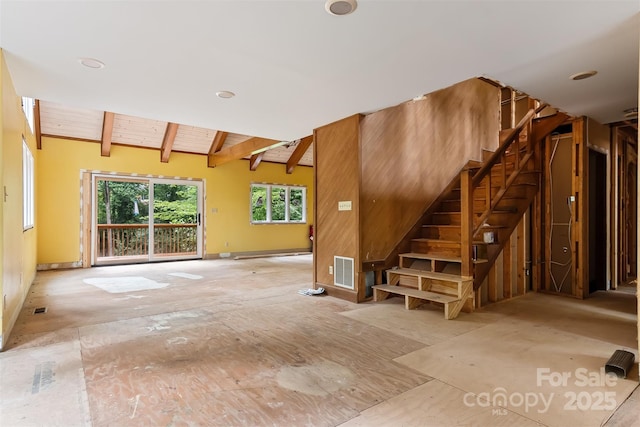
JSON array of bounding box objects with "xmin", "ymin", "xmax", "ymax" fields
[
  {"xmin": 37, "ymin": 137, "xmax": 314, "ymax": 265},
  {"xmin": 1, "ymin": 50, "xmax": 38, "ymax": 350}
]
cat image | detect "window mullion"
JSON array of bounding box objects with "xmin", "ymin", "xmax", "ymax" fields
[{"xmin": 266, "ymin": 185, "xmax": 272, "ymax": 222}]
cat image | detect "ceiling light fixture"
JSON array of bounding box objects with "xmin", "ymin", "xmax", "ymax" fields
[
  {"xmin": 623, "ymin": 107, "xmax": 638, "ymax": 119},
  {"xmin": 569, "ymin": 70, "xmax": 597, "ymax": 81},
  {"xmin": 216, "ymin": 91, "xmax": 235, "ymax": 99},
  {"xmin": 78, "ymin": 57, "xmax": 105, "ymax": 69},
  {"xmin": 251, "ymin": 141, "xmax": 290, "ymax": 155},
  {"xmin": 325, "ymin": 0, "xmax": 357, "ymax": 16}
]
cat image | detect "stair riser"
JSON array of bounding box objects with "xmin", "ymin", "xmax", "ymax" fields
[
  {"xmin": 431, "ymin": 213, "xmax": 461, "ymax": 225},
  {"xmin": 422, "ymin": 226, "xmax": 461, "ymax": 240},
  {"xmin": 425, "ymin": 280, "xmax": 460, "ymax": 297},
  {"xmin": 477, "ymin": 173, "xmax": 539, "ymax": 189},
  {"xmin": 411, "ymin": 241, "xmax": 461, "ymax": 258},
  {"xmin": 441, "ymin": 198, "xmax": 525, "ymax": 212}
]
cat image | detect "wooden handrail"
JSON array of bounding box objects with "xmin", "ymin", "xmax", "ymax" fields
[
  {"xmin": 460, "ymin": 103, "xmax": 548, "ymax": 280},
  {"xmin": 472, "ymin": 103, "xmax": 547, "ymax": 187}
]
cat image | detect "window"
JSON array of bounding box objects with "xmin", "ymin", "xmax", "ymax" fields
[
  {"xmin": 21, "ymin": 97, "xmax": 35, "ymax": 134},
  {"xmin": 23, "ymin": 139, "xmax": 34, "ymax": 230},
  {"xmin": 251, "ymin": 184, "xmax": 306, "ymax": 223}
]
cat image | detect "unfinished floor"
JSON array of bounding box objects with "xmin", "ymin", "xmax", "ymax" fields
[{"xmin": 1, "ymin": 255, "xmax": 638, "ymax": 427}]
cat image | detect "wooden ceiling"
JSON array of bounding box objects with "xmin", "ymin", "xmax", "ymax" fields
[{"xmin": 36, "ymin": 100, "xmax": 313, "ymax": 171}]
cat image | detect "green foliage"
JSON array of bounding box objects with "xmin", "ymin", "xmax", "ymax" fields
[
  {"xmin": 271, "ymin": 187, "xmax": 286, "ymax": 221},
  {"xmin": 290, "ymin": 188, "xmax": 304, "ymax": 221},
  {"xmin": 97, "ymin": 180, "xmax": 149, "ymax": 224},
  {"xmin": 251, "ymin": 186, "xmax": 268, "ymax": 221},
  {"xmin": 250, "ymin": 185, "xmax": 306, "ymax": 222},
  {"xmin": 151, "ymin": 184, "xmax": 198, "ymax": 224},
  {"xmin": 98, "ymin": 181, "xmax": 198, "ymax": 225}
]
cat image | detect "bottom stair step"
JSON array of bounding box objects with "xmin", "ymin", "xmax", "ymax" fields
[
  {"xmin": 373, "ymin": 284, "xmax": 459, "ymax": 303},
  {"xmin": 373, "ymin": 284, "xmax": 472, "ymax": 320}
]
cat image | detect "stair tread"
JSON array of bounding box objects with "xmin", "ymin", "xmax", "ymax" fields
[
  {"xmin": 373, "ymin": 284, "xmax": 460, "ymax": 303},
  {"xmin": 399, "ymin": 252, "xmax": 488, "ymax": 264},
  {"xmin": 387, "ymin": 267, "xmax": 472, "ymax": 282},
  {"xmin": 422, "ymin": 224, "xmax": 460, "ymax": 228},
  {"xmin": 412, "ymin": 238, "xmax": 460, "ymax": 244}
]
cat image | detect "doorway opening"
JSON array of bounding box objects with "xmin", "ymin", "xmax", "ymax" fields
[{"xmin": 588, "ymin": 149, "xmax": 607, "ymax": 293}]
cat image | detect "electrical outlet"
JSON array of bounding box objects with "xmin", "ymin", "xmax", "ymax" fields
[{"xmin": 329, "ymin": 266, "xmax": 333, "ymax": 275}]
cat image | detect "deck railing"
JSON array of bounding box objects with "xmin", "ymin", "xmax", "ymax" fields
[{"xmin": 97, "ymin": 223, "xmax": 197, "ymax": 258}]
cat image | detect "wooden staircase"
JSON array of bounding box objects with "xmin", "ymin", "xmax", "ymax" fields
[{"xmin": 373, "ymin": 105, "xmax": 568, "ymax": 319}]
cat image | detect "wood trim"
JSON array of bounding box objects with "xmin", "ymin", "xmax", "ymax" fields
[
  {"xmin": 488, "ymin": 264, "xmax": 498, "ymax": 302},
  {"xmin": 573, "ymin": 118, "xmax": 589, "ymax": 298},
  {"xmin": 101, "ymin": 112, "xmax": 115, "ymax": 157},
  {"xmin": 286, "ymin": 135, "xmax": 313, "ymax": 174},
  {"xmin": 503, "ymin": 233, "xmax": 512, "ymax": 299},
  {"xmin": 249, "ymin": 152, "xmax": 264, "ymax": 171},
  {"xmin": 34, "ymin": 99, "xmax": 42, "ymax": 149},
  {"xmin": 460, "ymin": 170, "xmax": 473, "ymax": 277},
  {"xmin": 160, "ymin": 122, "xmax": 179, "ymax": 163},
  {"xmin": 82, "ymin": 172, "xmax": 92, "ymax": 268},
  {"xmin": 543, "ymin": 134, "xmax": 553, "ymax": 292},
  {"xmin": 313, "ymin": 128, "xmax": 318, "ymax": 289},
  {"xmin": 517, "ymin": 217, "xmax": 526, "ymax": 295},
  {"xmin": 208, "ymin": 137, "xmax": 279, "ymax": 168},
  {"xmin": 41, "ymin": 134, "xmax": 101, "ymax": 144}
]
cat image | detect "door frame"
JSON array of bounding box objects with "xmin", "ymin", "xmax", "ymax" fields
[{"xmin": 89, "ymin": 173, "xmax": 204, "ymax": 265}]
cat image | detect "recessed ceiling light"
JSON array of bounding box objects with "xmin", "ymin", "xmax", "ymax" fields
[
  {"xmin": 569, "ymin": 70, "xmax": 597, "ymax": 81},
  {"xmin": 216, "ymin": 91, "xmax": 235, "ymax": 99},
  {"xmin": 78, "ymin": 57, "xmax": 105, "ymax": 69},
  {"xmin": 325, "ymin": 0, "xmax": 357, "ymax": 16}
]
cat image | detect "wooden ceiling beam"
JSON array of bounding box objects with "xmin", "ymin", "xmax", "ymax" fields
[
  {"xmin": 285, "ymin": 135, "xmax": 313, "ymax": 174},
  {"xmin": 207, "ymin": 131, "xmax": 229, "ymax": 167},
  {"xmin": 209, "ymin": 130, "xmax": 228, "ymax": 153},
  {"xmin": 160, "ymin": 122, "xmax": 179, "ymax": 163},
  {"xmin": 249, "ymin": 152, "xmax": 264, "ymax": 171},
  {"xmin": 208, "ymin": 137, "xmax": 280, "ymax": 168},
  {"xmin": 101, "ymin": 112, "xmax": 115, "ymax": 157},
  {"xmin": 34, "ymin": 99, "xmax": 42, "ymax": 149}
]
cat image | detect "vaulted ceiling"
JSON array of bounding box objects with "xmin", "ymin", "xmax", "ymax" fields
[
  {"xmin": 1, "ymin": 1, "xmax": 638, "ymax": 166},
  {"xmin": 37, "ymin": 100, "xmax": 313, "ymax": 169}
]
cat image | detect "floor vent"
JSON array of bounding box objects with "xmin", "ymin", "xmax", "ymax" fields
[
  {"xmin": 334, "ymin": 256, "xmax": 354, "ymax": 289},
  {"xmin": 33, "ymin": 307, "xmax": 47, "ymax": 315}
]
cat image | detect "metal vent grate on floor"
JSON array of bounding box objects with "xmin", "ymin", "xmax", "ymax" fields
[{"xmin": 33, "ymin": 307, "xmax": 47, "ymax": 314}]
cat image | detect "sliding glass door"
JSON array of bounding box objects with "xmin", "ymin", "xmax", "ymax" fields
[
  {"xmin": 150, "ymin": 181, "xmax": 202, "ymax": 261},
  {"xmin": 93, "ymin": 176, "xmax": 203, "ymax": 265}
]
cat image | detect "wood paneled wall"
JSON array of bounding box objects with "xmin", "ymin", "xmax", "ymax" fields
[
  {"xmin": 314, "ymin": 115, "xmax": 361, "ymax": 302},
  {"xmin": 314, "ymin": 79, "xmax": 501, "ymax": 302},
  {"xmin": 359, "ymin": 78, "xmax": 500, "ymax": 262}
]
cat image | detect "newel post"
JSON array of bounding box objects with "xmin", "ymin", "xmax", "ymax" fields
[{"xmin": 460, "ymin": 169, "xmax": 474, "ymax": 278}]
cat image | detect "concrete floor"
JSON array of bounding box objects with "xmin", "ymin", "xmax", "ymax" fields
[{"xmin": 1, "ymin": 254, "xmax": 638, "ymax": 427}]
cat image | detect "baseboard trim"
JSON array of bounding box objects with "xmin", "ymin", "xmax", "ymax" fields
[
  {"xmin": 37, "ymin": 261, "xmax": 83, "ymax": 271},
  {"xmin": 205, "ymin": 248, "xmax": 311, "ymax": 260}
]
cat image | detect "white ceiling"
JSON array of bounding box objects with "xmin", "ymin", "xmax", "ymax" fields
[{"xmin": 1, "ymin": 1, "xmax": 638, "ymax": 143}]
